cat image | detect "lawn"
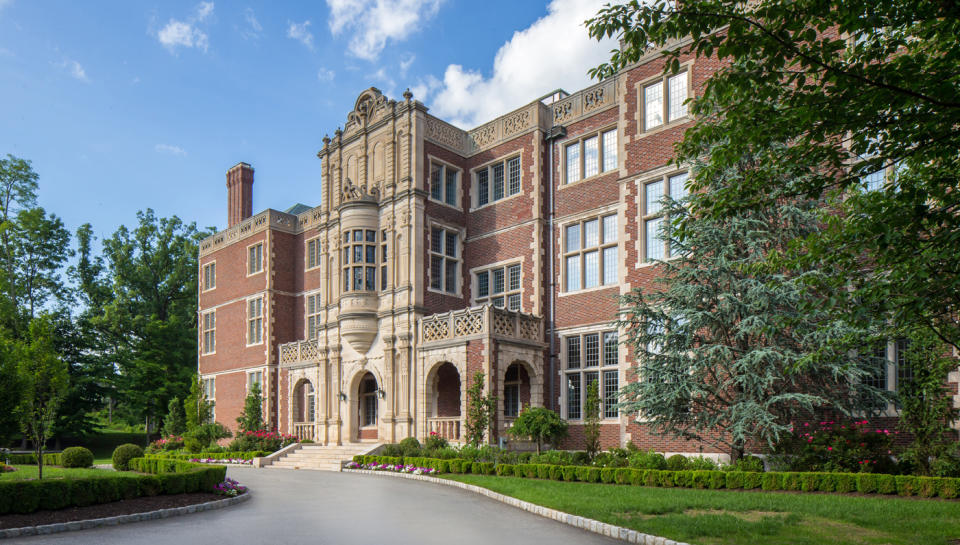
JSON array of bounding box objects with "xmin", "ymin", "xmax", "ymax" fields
[
  {"xmin": 445, "ymin": 474, "xmax": 960, "ymax": 545},
  {"xmin": 1, "ymin": 465, "xmax": 115, "ymax": 481},
  {"xmin": 81, "ymin": 430, "xmax": 149, "ymax": 465}
]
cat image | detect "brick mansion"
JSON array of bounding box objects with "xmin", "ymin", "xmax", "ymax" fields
[{"xmin": 196, "ymin": 45, "xmax": 760, "ymax": 455}]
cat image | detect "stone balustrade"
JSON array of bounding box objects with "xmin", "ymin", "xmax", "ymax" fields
[
  {"xmin": 420, "ymin": 305, "xmax": 543, "ymax": 345},
  {"xmin": 294, "ymin": 422, "xmax": 317, "ymax": 442},
  {"xmin": 428, "ymin": 417, "xmax": 462, "ymax": 442},
  {"xmin": 279, "ymin": 339, "xmax": 321, "ymax": 366}
]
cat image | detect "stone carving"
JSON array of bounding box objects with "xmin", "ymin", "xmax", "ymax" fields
[
  {"xmin": 502, "ymin": 109, "xmax": 531, "ymax": 137},
  {"xmin": 470, "ymin": 123, "xmax": 497, "ymax": 148},
  {"xmin": 454, "ymin": 313, "xmax": 483, "ymax": 337},
  {"xmin": 398, "ymin": 209, "xmax": 410, "ymax": 227},
  {"xmin": 492, "ymin": 313, "xmax": 514, "ymax": 336},
  {"xmin": 345, "ymin": 88, "xmax": 389, "ymax": 134},
  {"xmin": 421, "ymin": 319, "xmax": 450, "ymax": 342},
  {"xmin": 518, "ymin": 316, "xmax": 540, "ymax": 341},
  {"xmin": 341, "ymin": 178, "xmax": 380, "ymax": 203},
  {"xmin": 554, "ymin": 100, "xmax": 574, "ymax": 123},
  {"xmin": 425, "ymin": 118, "xmax": 465, "ymax": 152},
  {"xmin": 582, "ymin": 85, "xmax": 608, "ymax": 113}
]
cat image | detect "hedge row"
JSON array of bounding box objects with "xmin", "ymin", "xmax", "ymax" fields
[
  {"xmin": 5, "ymin": 453, "xmax": 62, "ymax": 466},
  {"xmin": 145, "ymin": 451, "xmax": 269, "ymax": 461},
  {"xmin": 0, "ymin": 458, "xmax": 227, "ymax": 515},
  {"xmin": 353, "ymin": 455, "xmax": 960, "ymax": 500}
]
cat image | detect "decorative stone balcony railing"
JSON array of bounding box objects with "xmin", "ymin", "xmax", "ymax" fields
[
  {"xmin": 428, "ymin": 417, "xmax": 462, "ymax": 442},
  {"xmin": 199, "ymin": 209, "xmax": 298, "ymax": 257},
  {"xmin": 294, "ymin": 422, "xmax": 317, "ymax": 442},
  {"xmin": 420, "ymin": 305, "xmax": 543, "ymax": 345},
  {"xmin": 279, "ymin": 339, "xmax": 321, "ymax": 366}
]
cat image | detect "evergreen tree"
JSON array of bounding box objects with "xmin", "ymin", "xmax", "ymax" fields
[
  {"xmin": 463, "ymin": 372, "xmax": 496, "ymax": 447},
  {"xmin": 184, "ymin": 375, "xmax": 213, "ymax": 431},
  {"xmin": 236, "ymin": 382, "xmax": 264, "ymax": 433},
  {"xmin": 583, "ymin": 380, "xmax": 601, "ymax": 460},
  {"xmin": 162, "ymin": 396, "xmax": 187, "ymax": 437},
  {"xmin": 618, "ymin": 152, "xmax": 881, "ymax": 461}
]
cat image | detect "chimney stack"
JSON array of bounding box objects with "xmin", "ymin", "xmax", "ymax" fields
[{"xmin": 226, "ymin": 162, "xmax": 254, "ymax": 227}]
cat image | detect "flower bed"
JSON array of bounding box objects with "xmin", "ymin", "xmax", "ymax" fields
[
  {"xmin": 213, "ymin": 478, "xmax": 248, "ymax": 497},
  {"xmin": 351, "ymin": 455, "xmax": 960, "ymax": 500},
  {"xmin": 144, "ymin": 451, "xmax": 268, "ymax": 462},
  {"xmin": 189, "ymin": 458, "xmax": 253, "ymax": 465},
  {"xmin": 344, "ymin": 461, "xmax": 440, "ymax": 476}
]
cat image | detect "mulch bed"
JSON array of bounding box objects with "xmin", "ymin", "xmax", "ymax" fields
[{"xmin": 0, "ymin": 493, "xmax": 222, "ymax": 529}]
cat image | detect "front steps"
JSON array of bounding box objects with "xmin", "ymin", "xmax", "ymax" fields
[{"xmin": 265, "ymin": 443, "xmax": 380, "ymax": 471}]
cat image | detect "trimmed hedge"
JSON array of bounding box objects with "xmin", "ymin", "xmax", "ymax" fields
[
  {"xmin": 145, "ymin": 451, "xmax": 269, "ymax": 461},
  {"xmin": 0, "ymin": 458, "xmax": 227, "ymax": 515},
  {"xmin": 351, "ymin": 454, "xmax": 960, "ymax": 500},
  {"xmin": 5, "ymin": 453, "xmax": 62, "ymax": 466}
]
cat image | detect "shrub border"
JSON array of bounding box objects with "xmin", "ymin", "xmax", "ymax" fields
[
  {"xmin": 145, "ymin": 451, "xmax": 268, "ymax": 461},
  {"xmin": 0, "ymin": 491, "xmax": 250, "ymax": 540},
  {"xmin": 352, "ymin": 455, "xmax": 960, "ymax": 500},
  {"xmin": 0, "ymin": 459, "xmax": 228, "ymax": 515}
]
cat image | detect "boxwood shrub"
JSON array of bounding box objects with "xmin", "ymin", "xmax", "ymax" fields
[
  {"xmin": 61, "ymin": 447, "xmax": 94, "ymax": 468},
  {"xmin": 0, "ymin": 459, "xmax": 226, "ymax": 515}
]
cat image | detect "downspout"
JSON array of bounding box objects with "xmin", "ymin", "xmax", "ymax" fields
[{"xmin": 545, "ymin": 125, "xmax": 566, "ymax": 412}]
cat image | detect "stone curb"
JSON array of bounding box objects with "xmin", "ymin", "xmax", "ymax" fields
[
  {"xmin": 0, "ymin": 492, "xmax": 251, "ymax": 540},
  {"xmin": 347, "ymin": 470, "xmax": 690, "ymax": 545}
]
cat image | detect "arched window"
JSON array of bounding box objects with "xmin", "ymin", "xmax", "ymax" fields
[
  {"xmin": 305, "ymin": 383, "xmax": 315, "ymax": 422},
  {"xmin": 360, "ymin": 375, "xmax": 377, "ymax": 427}
]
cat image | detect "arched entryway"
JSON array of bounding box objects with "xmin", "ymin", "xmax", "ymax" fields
[
  {"xmin": 502, "ymin": 363, "xmax": 531, "ymax": 419},
  {"xmin": 292, "ymin": 379, "xmax": 316, "ymax": 441},
  {"xmin": 357, "ymin": 372, "xmax": 379, "ymax": 441},
  {"xmin": 428, "ymin": 362, "xmax": 462, "ymax": 442}
]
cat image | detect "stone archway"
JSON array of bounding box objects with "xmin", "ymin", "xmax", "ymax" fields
[
  {"xmin": 425, "ymin": 361, "xmax": 463, "ymax": 442},
  {"xmin": 356, "ymin": 372, "xmax": 379, "ymax": 441},
  {"xmin": 291, "ymin": 379, "xmax": 316, "ymax": 441},
  {"xmin": 497, "ymin": 359, "xmax": 542, "ymax": 438}
]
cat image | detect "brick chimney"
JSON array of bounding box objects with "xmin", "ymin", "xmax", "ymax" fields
[{"xmin": 226, "ymin": 162, "xmax": 254, "ymax": 227}]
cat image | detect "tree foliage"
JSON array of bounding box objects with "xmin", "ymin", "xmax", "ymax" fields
[
  {"xmin": 162, "ymin": 396, "xmax": 187, "ymax": 437},
  {"xmin": 463, "ymin": 372, "xmax": 496, "ymax": 447},
  {"xmin": 583, "ymin": 380, "xmax": 601, "ymax": 459},
  {"xmin": 16, "ymin": 316, "xmax": 69, "ymax": 479},
  {"xmin": 237, "ymin": 382, "xmax": 264, "ymax": 434},
  {"xmin": 617, "ymin": 152, "xmax": 881, "ymax": 461},
  {"xmin": 508, "ymin": 406, "xmax": 569, "ymax": 454},
  {"xmin": 587, "ymin": 0, "xmax": 960, "ymax": 349}
]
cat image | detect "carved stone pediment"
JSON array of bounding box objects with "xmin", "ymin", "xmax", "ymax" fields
[
  {"xmin": 341, "ymin": 178, "xmax": 380, "ymax": 204},
  {"xmin": 344, "ymin": 88, "xmax": 390, "ymax": 135}
]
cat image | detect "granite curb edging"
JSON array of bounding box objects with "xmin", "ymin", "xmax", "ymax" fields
[
  {"xmin": 346, "ymin": 469, "xmax": 690, "ymax": 545},
  {"xmin": 0, "ymin": 492, "xmax": 251, "ymax": 540}
]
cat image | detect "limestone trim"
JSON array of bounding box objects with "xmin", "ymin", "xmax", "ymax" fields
[{"xmin": 199, "ymin": 209, "xmax": 298, "ymax": 258}]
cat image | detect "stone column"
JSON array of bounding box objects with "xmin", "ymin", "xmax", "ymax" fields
[
  {"xmin": 396, "ymin": 335, "xmax": 413, "ymax": 438},
  {"xmin": 383, "ymin": 336, "xmax": 397, "ymax": 443},
  {"xmin": 330, "ymin": 345, "xmax": 343, "ymax": 445},
  {"xmin": 319, "ymin": 355, "xmax": 329, "ymax": 445}
]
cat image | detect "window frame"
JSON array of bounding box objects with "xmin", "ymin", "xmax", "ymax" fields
[
  {"xmin": 472, "ymin": 155, "xmax": 522, "ymax": 209},
  {"xmin": 472, "ymin": 261, "xmax": 523, "ymax": 311},
  {"xmin": 201, "ymin": 377, "xmax": 216, "ymax": 422},
  {"xmin": 640, "ymin": 69, "xmax": 691, "ymax": 133},
  {"xmin": 305, "ymin": 291, "xmax": 322, "ymax": 340},
  {"xmin": 246, "ymin": 296, "xmax": 264, "ymax": 346},
  {"xmin": 246, "ymin": 370, "xmax": 264, "ymax": 393},
  {"xmin": 340, "ymin": 229, "xmax": 383, "ymax": 294},
  {"xmin": 428, "ymin": 224, "xmax": 462, "ymax": 296},
  {"xmin": 562, "ymin": 127, "xmax": 618, "ymax": 185},
  {"xmin": 202, "ymin": 261, "xmax": 216, "ymax": 292},
  {"xmin": 247, "ymin": 242, "xmax": 264, "ymax": 276},
  {"xmin": 305, "ymin": 237, "xmax": 322, "ymax": 270},
  {"xmin": 563, "ymin": 330, "xmax": 620, "ymax": 421},
  {"xmin": 201, "ymin": 310, "xmax": 216, "ymax": 355},
  {"xmin": 640, "ymin": 171, "xmax": 689, "ymax": 264},
  {"xmin": 428, "ymin": 158, "xmax": 461, "ymax": 209},
  {"xmin": 561, "ymin": 212, "xmax": 619, "ymax": 293}
]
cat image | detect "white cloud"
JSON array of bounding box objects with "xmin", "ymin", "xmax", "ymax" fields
[
  {"xmin": 155, "ymin": 144, "xmax": 187, "ymax": 156},
  {"xmin": 418, "ymin": 0, "xmax": 616, "ymax": 128},
  {"xmin": 327, "ymin": 0, "xmax": 442, "ymax": 61},
  {"xmin": 56, "ymin": 59, "xmax": 89, "ymax": 83},
  {"xmin": 287, "ymin": 20, "xmax": 314, "ymax": 50},
  {"xmin": 240, "ymin": 8, "xmax": 262, "ymax": 40},
  {"xmin": 317, "ymin": 67, "xmax": 335, "ymax": 82},
  {"xmin": 399, "ymin": 53, "xmax": 415, "ymax": 76},
  {"xmin": 156, "ymin": 2, "xmax": 214, "ymax": 54},
  {"xmin": 0, "ymin": 0, "xmax": 12, "ymax": 14}
]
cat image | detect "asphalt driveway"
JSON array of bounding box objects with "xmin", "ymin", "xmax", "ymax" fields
[{"xmin": 11, "ymin": 466, "xmax": 621, "ymax": 544}]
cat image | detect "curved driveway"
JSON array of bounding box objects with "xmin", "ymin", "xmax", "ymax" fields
[{"xmin": 13, "ymin": 467, "xmax": 620, "ymax": 544}]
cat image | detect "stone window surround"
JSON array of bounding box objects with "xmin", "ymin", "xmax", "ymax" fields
[
  {"xmin": 427, "ymin": 154, "xmax": 462, "ymax": 210},
  {"xmin": 305, "ymin": 236, "xmax": 322, "ymax": 270},
  {"xmin": 201, "ymin": 310, "xmax": 216, "ymax": 355},
  {"xmin": 470, "ymin": 153, "xmax": 523, "ymax": 211},
  {"xmin": 560, "ymin": 125, "xmax": 618, "ymax": 187},
  {"xmin": 864, "ymin": 338, "xmax": 912, "ymax": 417},
  {"xmin": 305, "ymin": 290, "xmax": 322, "ymax": 340},
  {"xmin": 201, "ymin": 376, "xmax": 216, "ymax": 421},
  {"xmin": 559, "ymin": 324, "xmax": 622, "ymax": 422},
  {"xmin": 202, "ymin": 260, "xmax": 216, "ymax": 292},
  {"xmin": 246, "ymin": 241, "xmax": 264, "ymax": 277},
  {"xmin": 469, "ymin": 257, "xmax": 525, "ymax": 311},
  {"xmin": 427, "ymin": 220, "xmax": 464, "ymax": 298},
  {"xmin": 636, "ymin": 169, "xmax": 689, "ymax": 267},
  {"xmin": 558, "ymin": 205, "xmax": 620, "ymax": 295},
  {"xmin": 636, "ymin": 61, "xmax": 694, "ymax": 138},
  {"xmin": 246, "ymin": 369, "xmax": 264, "ymax": 394},
  {"xmin": 246, "ymin": 295, "xmax": 265, "ymax": 346}
]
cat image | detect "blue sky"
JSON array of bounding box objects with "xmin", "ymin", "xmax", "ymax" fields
[{"xmin": 0, "ymin": 0, "xmax": 616, "ymax": 242}]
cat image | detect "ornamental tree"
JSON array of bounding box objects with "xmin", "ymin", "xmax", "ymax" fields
[
  {"xmin": 508, "ymin": 406, "xmax": 568, "ymax": 454},
  {"xmin": 236, "ymin": 382, "xmax": 264, "ymax": 434},
  {"xmin": 583, "ymin": 380, "xmax": 601, "ymax": 460},
  {"xmin": 464, "ymin": 372, "xmax": 496, "ymax": 447},
  {"xmin": 16, "ymin": 316, "xmax": 68, "ymax": 479},
  {"xmin": 587, "ymin": 0, "xmax": 960, "ymax": 350},
  {"xmin": 617, "ymin": 148, "xmax": 883, "ymax": 462}
]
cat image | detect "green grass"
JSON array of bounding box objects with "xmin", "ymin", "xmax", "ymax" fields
[
  {"xmin": 82, "ymin": 430, "xmax": 149, "ymax": 465},
  {"xmin": 445, "ymin": 474, "xmax": 960, "ymax": 545},
  {"xmin": 0, "ymin": 465, "xmax": 115, "ymax": 481}
]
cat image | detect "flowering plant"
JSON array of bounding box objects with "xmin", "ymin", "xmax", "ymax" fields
[
  {"xmin": 189, "ymin": 457, "xmax": 254, "ymax": 465},
  {"xmin": 343, "ymin": 461, "xmax": 439, "ymax": 475},
  {"xmin": 149, "ymin": 435, "xmax": 185, "ymax": 452},
  {"xmin": 0, "ymin": 462, "xmax": 15, "ymax": 473},
  {"xmin": 775, "ymin": 420, "xmax": 896, "ymax": 473},
  {"xmin": 228, "ymin": 429, "xmax": 298, "ymax": 453},
  {"xmin": 213, "ymin": 478, "xmax": 248, "ymax": 497}
]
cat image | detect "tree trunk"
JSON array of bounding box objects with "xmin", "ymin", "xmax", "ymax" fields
[{"xmin": 35, "ymin": 437, "xmax": 42, "ymax": 480}]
